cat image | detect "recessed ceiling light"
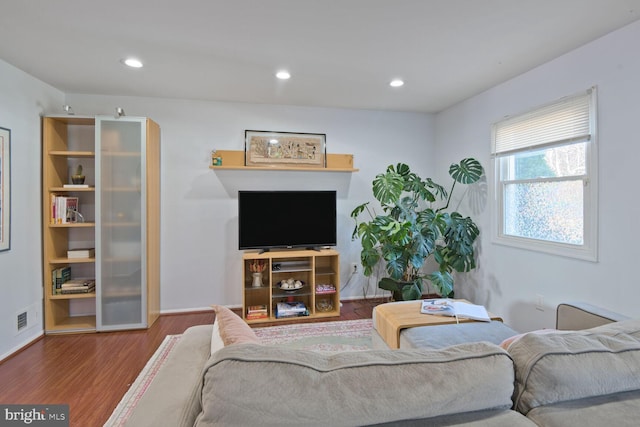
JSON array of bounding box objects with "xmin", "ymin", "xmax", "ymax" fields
[
  {"xmin": 390, "ymin": 79, "xmax": 404, "ymax": 87},
  {"xmin": 122, "ymin": 58, "xmax": 143, "ymax": 68},
  {"xmin": 276, "ymin": 70, "xmax": 291, "ymax": 80}
]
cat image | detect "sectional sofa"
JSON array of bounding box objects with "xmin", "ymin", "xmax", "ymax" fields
[{"xmin": 123, "ymin": 303, "xmax": 640, "ymax": 426}]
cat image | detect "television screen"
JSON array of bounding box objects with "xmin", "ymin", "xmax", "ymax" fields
[{"xmin": 238, "ymin": 191, "xmax": 337, "ymax": 250}]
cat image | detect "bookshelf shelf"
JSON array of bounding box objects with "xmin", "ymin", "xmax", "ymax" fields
[
  {"xmin": 49, "ymin": 150, "xmax": 95, "ymax": 158},
  {"xmin": 50, "ymin": 292, "xmax": 96, "ymax": 300},
  {"xmin": 49, "ymin": 222, "xmax": 95, "ymax": 228},
  {"xmin": 49, "ymin": 186, "xmax": 95, "ymax": 192},
  {"xmin": 50, "ymin": 257, "xmax": 96, "ymax": 264}
]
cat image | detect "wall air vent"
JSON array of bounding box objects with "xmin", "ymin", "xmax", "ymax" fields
[{"xmin": 17, "ymin": 311, "xmax": 27, "ymax": 331}]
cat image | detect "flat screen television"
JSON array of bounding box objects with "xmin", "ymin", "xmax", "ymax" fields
[{"xmin": 238, "ymin": 190, "xmax": 337, "ymax": 250}]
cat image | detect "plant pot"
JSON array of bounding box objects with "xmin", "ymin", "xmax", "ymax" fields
[{"xmin": 71, "ymin": 175, "xmax": 85, "ymax": 185}]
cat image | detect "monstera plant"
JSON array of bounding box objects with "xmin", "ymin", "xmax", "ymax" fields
[{"xmin": 350, "ymin": 158, "xmax": 483, "ymax": 300}]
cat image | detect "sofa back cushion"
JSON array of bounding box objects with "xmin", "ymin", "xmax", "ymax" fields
[
  {"xmin": 195, "ymin": 342, "xmax": 515, "ymax": 427},
  {"xmin": 508, "ymin": 319, "xmax": 640, "ymax": 414}
]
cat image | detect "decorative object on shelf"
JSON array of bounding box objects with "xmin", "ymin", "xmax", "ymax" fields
[
  {"xmin": 71, "ymin": 164, "xmax": 85, "ymax": 185},
  {"xmin": 351, "ymin": 158, "xmax": 484, "ymax": 301},
  {"xmin": 116, "ymin": 107, "xmax": 125, "ymax": 117},
  {"xmin": 316, "ymin": 298, "xmax": 334, "ymax": 312},
  {"xmin": 249, "ymin": 259, "xmax": 267, "ymax": 287},
  {"xmin": 211, "ymin": 150, "xmax": 222, "ymax": 166},
  {"xmin": 279, "ymin": 278, "xmax": 304, "ymax": 291},
  {"xmin": 244, "ymin": 130, "xmax": 326, "ymax": 168},
  {"xmin": 0, "ymin": 126, "xmax": 10, "ymax": 252},
  {"xmin": 315, "ymin": 283, "xmax": 336, "ymax": 294},
  {"xmin": 62, "ymin": 104, "xmax": 74, "ymax": 115},
  {"xmin": 66, "ymin": 208, "xmax": 85, "ymax": 223}
]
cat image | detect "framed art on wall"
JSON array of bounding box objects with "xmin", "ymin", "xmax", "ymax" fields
[
  {"xmin": 0, "ymin": 126, "xmax": 10, "ymax": 251},
  {"xmin": 244, "ymin": 130, "xmax": 326, "ymax": 168}
]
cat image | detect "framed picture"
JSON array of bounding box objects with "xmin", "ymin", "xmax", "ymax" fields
[
  {"xmin": 0, "ymin": 126, "xmax": 10, "ymax": 252},
  {"xmin": 245, "ymin": 130, "xmax": 326, "ymax": 168}
]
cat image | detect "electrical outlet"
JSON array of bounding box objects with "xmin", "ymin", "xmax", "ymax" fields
[{"xmin": 350, "ymin": 262, "xmax": 359, "ymax": 274}]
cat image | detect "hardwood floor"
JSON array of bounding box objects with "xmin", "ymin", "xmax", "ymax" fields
[{"xmin": 0, "ymin": 299, "xmax": 383, "ymax": 427}]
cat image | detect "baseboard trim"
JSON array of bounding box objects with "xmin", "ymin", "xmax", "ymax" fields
[
  {"xmin": 0, "ymin": 331, "xmax": 44, "ymax": 364},
  {"xmin": 160, "ymin": 305, "xmax": 240, "ymax": 315}
]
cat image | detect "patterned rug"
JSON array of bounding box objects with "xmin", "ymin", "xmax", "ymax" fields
[
  {"xmin": 104, "ymin": 334, "xmax": 181, "ymax": 427},
  {"xmin": 104, "ymin": 319, "xmax": 373, "ymax": 426},
  {"xmin": 254, "ymin": 318, "xmax": 373, "ymax": 351}
]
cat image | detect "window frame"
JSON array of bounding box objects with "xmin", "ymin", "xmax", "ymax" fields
[{"xmin": 491, "ymin": 88, "xmax": 598, "ymax": 261}]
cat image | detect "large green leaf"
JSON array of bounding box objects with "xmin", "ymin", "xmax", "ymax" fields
[
  {"xmin": 401, "ymin": 281, "xmax": 423, "ymax": 300},
  {"xmin": 423, "ymin": 178, "xmax": 447, "ymax": 201},
  {"xmin": 378, "ymin": 277, "xmax": 403, "ymax": 292},
  {"xmin": 372, "ymin": 166, "xmax": 405, "ymax": 205},
  {"xmin": 360, "ymin": 247, "xmax": 380, "ymax": 277},
  {"xmin": 449, "ymin": 158, "xmax": 483, "ymax": 184},
  {"xmin": 378, "ymin": 278, "xmax": 423, "ymax": 301},
  {"xmin": 427, "ymin": 271, "xmax": 454, "ymax": 297}
]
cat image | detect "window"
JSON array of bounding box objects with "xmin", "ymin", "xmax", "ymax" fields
[{"xmin": 492, "ymin": 88, "xmax": 597, "ymax": 261}]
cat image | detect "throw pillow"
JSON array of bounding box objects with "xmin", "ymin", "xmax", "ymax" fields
[
  {"xmin": 499, "ymin": 328, "xmax": 558, "ymax": 350},
  {"xmin": 210, "ymin": 319, "xmax": 224, "ymax": 355},
  {"xmin": 211, "ymin": 305, "xmax": 260, "ymax": 348}
]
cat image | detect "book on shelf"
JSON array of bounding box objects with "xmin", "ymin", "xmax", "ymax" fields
[
  {"xmin": 60, "ymin": 285, "xmax": 95, "ymax": 294},
  {"xmin": 420, "ymin": 299, "xmax": 491, "ymax": 322},
  {"xmin": 246, "ymin": 312, "xmax": 268, "ymax": 320},
  {"xmin": 67, "ymin": 248, "xmax": 95, "ymax": 259},
  {"xmin": 247, "ymin": 304, "xmax": 268, "ymax": 314},
  {"xmin": 63, "ymin": 184, "xmax": 92, "ymax": 188},
  {"xmin": 59, "ymin": 278, "xmax": 95, "ymax": 294},
  {"xmin": 275, "ymin": 301, "xmax": 309, "ymax": 318},
  {"xmin": 51, "ymin": 266, "xmax": 72, "ymax": 293},
  {"xmin": 50, "ymin": 195, "xmax": 80, "ymax": 224},
  {"xmin": 246, "ymin": 304, "xmax": 268, "ymax": 320},
  {"xmin": 61, "ymin": 278, "xmax": 95, "ymax": 288}
]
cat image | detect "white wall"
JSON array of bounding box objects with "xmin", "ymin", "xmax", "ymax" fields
[
  {"xmin": 6, "ymin": 18, "xmax": 639, "ymax": 360},
  {"xmin": 435, "ymin": 20, "xmax": 640, "ymax": 332},
  {"xmin": 0, "ymin": 60, "xmax": 64, "ymax": 360},
  {"xmin": 64, "ymin": 94, "xmax": 435, "ymax": 311}
]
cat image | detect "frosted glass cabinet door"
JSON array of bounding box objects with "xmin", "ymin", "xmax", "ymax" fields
[{"xmin": 96, "ymin": 117, "xmax": 147, "ymax": 330}]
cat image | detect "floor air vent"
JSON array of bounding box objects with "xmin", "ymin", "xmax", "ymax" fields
[{"xmin": 17, "ymin": 311, "xmax": 27, "ymax": 331}]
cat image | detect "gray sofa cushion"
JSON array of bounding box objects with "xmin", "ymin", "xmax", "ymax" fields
[
  {"xmin": 400, "ymin": 321, "xmax": 518, "ymax": 350},
  {"xmin": 371, "ymin": 408, "xmax": 537, "ymax": 426},
  {"xmin": 124, "ymin": 324, "xmax": 213, "ymax": 427},
  {"xmin": 525, "ymin": 389, "xmax": 640, "ymax": 427},
  {"xmin": 195, "ymin": 342, "xmax": 519, "ymax": 427},
  {"xmin": 508, "ymin": 319, "xmax": 640, "ymax": 415}
]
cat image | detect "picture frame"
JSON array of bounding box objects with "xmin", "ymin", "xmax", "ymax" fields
[
  {"xmin": 244, "ymin": 130, "xmax": 326, "ymax": 168},
  {"xmin": 0, "ymin": 126, "xmax": 10, "ymax": 252}
]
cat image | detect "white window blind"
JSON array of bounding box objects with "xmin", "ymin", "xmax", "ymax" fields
[
  {"xmin": 491, "ymin": 87, "xmax": 598, "ymax": 261},
  {"xmin": 492, "ymin": 88, "xmax": 593, "ymax": 156}
]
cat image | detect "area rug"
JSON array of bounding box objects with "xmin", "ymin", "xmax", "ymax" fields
[
  {"xmin": 104, "ymin": 319, "xmax": 373, "ymax": 426},
  {"xmin": 104, "ymin": 334, "xmax": 181, "ymax": 427},
  {"xmin": 254, "ymin": 318, "xmax": 373, "ymax": 351}
]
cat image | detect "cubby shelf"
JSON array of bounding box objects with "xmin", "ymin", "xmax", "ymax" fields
[{"xmin": 242, "ymin": 249, "xmax": 341, "ymax": 323}]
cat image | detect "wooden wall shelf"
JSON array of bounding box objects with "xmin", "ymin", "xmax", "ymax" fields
[{"xmin": 209, "ymin": 150, "xmax": 358, "ymax": 172}]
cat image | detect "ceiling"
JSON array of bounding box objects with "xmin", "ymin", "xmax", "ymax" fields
[{"xmin": 1, "ymin": 0, "xmax": 640, "ymax": 113}]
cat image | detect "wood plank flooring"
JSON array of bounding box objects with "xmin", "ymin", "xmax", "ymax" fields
[{"xmin": 0, "ymin": 299, "xmax": 383, "ymax": 427}]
